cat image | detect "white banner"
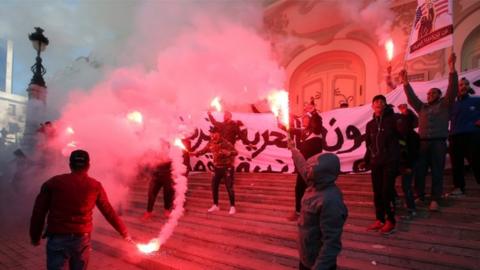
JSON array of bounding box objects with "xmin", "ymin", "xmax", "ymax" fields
[
  {"xmin": 189, "ymin": 69, "xmax": 480, "ymax": 173},
  {"xmin": 405, "ymin": 0, "xmax": 453, "ymax": 60}
]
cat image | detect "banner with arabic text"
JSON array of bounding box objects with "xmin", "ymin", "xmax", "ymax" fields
[{"xmin": 189, "ymin": 69, "xmax": 480, "ymax": 173}]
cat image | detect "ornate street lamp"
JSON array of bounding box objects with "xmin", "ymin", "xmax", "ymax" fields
[
  {"xmin": 28, "ymin": 27, "xmax": 49, "ymax": 88},
  {"xmin": 22, "ymin": 27, "xmax": 49, "ymax": 153}
]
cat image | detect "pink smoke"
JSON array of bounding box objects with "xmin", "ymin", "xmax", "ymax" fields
[{"xmin": 43, "ymin": 10, "xmax": 285, "ymax": 248}]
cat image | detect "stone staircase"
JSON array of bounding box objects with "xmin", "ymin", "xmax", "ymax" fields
[{"xmin": 92, "ymin": 172, "xmax": 480, "ymax": 270}]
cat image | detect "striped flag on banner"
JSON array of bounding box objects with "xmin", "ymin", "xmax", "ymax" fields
[{"xmin": 406, "ymin": 0, "xmax": 453, "ymax": 60}]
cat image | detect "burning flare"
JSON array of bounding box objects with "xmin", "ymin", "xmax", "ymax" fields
[
  {"xmin": 174, "ymin": 138, "xmax": 186, "ymax": 151},
  {"xmin": 66, "ymin": 126, "xmax": 75, "ymax": 135},
  {"xmin": 267, "ymin": 90, "xmax": 290, "ymax": 129},
  {"xmin": 385, "ymin": 39, "xmax": 394, "ymax": 62},
  {"xmin": 127, "ymin": 111, "xmax": 143, "ymax": 124},
  {"xmin": 137, "ymin": 238, "xmax": 160, "ymax": 254},
  {"xmin": 210, "ymin": 97, "xmax": 222, "ymax": 112}
]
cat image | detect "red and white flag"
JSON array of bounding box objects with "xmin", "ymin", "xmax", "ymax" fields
[{"xmin": 405, "ymin": 0, "xmax": 453, "ymax": 60}]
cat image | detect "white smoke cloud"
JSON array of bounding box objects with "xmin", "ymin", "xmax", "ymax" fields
[{"xmin": 337, "ymin": 0, "xmax": 394, "ymax": 45}]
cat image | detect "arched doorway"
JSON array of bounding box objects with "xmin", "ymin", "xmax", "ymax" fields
[
  {"xmin": 461, "ymin": 25, "xmax": 480, "ymax": 71},
  {"xmin": 289, "ymin": 51, "xmax": 366, "ymax": 114}
]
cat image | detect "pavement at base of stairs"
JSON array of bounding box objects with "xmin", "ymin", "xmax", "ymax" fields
[{"xmin": 0, "ymin": 226, "xmax": 142, "ymax": 270}]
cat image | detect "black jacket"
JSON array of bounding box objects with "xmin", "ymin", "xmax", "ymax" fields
[{"xmin": 364, "ymin": 106, "xmax": 401, "ymax": 167}]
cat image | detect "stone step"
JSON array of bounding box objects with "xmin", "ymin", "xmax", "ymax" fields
[
  {"xmin": 135, "ymin": 175, "xmax": 480, "ymax": 193},
  {"xmin": 95, "ymin": 217, "xmax": 405, "ymax": 270},
  {"xmin": 125, "ymin": 207, "xmax": 480, "ymax": 260},
  {"xmin": 130, "ymin": 186, "xmax": 480, "ymax": 213},
  {"xmin": 92, "ymin": 173, "xmax": 480, "ymax": 270},
  {"xmin": 184, "ymin": 172, "xmax": 480, "ymax": 191},
  {"xmin": 128, "ymin": 192, "xmax": 480, "ymax": 226},
  {"xmin": 128, "ymin": 198, "xmax": 480, "ymax": 241},
  {"xmin": 106, "ymin": 212, "xmax": 480, "ymax": 270}
]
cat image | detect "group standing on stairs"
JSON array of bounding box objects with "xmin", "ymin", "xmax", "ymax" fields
[
  {"xmin": 27, "ymin": 54, "xmax": 480, "ymax": 270},
  {"xmin": 285, "ymin": 52, "xmax": 480, "ymax": 269}
]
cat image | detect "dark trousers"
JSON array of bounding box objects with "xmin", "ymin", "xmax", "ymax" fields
[
  {"xmin": 371, "ymin": 164, "xmax": 397, "ymax": 223},
  {"xmin": 212, "ymin": 166, "xmax": 235, "ymax": 206},
  {"xmin": 147, "ymin": 174, "xmax": 174, "ymax": 212},
  {"xmin": 415, "ymin": 140, "xmax": 447, "ymax": 201},
  {"xmin": 449, "ymin": 132, "xmax": 480, "ymax": 191},
  {"xmin": 401, "ymin": 171, "xmax": 416, "ymax": 211},
  {"xmin": 47, "ymin": 234, "xmax": 91, "ymax": 270},
  {"xmin": 295, "ymin": 174, "xmax": 307, "ymax": 213}
]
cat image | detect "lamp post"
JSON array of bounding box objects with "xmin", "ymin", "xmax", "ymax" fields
[
  {"xmin": 27, "ymin": 27, "xmax": 49, "ymax": 101},
  {"xmin": 22, "ymin": 27, "xmax": 49, "ymax": 153}
]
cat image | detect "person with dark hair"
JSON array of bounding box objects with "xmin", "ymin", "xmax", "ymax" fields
[
  {"xmin": 30, "ymin": 149, "xmax": 131, "ymax": 270},
  {"xmin": 400, "ymin": 53, "xmax": 458, "ymax": 211},
  {"xmin": 207, "ymin": 111, "xmax": 242, "ymax": 145},
  {"xmin": 287, "ymin": 111, "xmax": 324, "ymax": 221},
  {"xmin": 360, "ymin": 95, "xmax": 401, "ymax": 234},
  {"xmin": 191, "ymin": 128, "xmax": 238, "ymax": 214},
  {"xmin": 141, "ymin": 161, "xmax": 175, "ymax": 221},
  {"xmin": 448, "ymin": 77, "xmax": 480, "ymax": 196},
  {"xmin": 288, "ymin": 139, "xmax": 347, "ymax": 270}
]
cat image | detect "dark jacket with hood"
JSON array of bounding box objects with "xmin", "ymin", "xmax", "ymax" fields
[
  {"xmin": 291, "ymin": 149, "xmax": 348, "ymax": 270},
  {"xmin": 363, "ymin": 105, "xmax": 401, "ymax": 167}
]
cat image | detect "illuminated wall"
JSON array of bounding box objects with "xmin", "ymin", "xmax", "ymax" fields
[{"xmin": 265, "ymin": 0, "xmax": 480, "ymax": 114}]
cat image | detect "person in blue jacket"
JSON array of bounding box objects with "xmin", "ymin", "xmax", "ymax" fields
[{"xmin": 448, "ymin": 77, "xmax": 480, "ymax": 196}]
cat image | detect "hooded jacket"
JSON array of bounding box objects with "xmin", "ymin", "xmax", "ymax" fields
[
  {"xmin": 291, "ymin": 150, "xmax": 348, "ymax": 270},
  {"xmin": 363, "ymin": 105, "xmax": 401, "ymax": 167}
]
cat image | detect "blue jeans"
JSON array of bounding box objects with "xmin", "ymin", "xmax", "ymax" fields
[
  {"xmin": 415, "ymin": 139, "xmax": 447, "ymax": 201},
  {"xmin": 47, "ymin": 233, "xmax": 91, "ymax": 270}
]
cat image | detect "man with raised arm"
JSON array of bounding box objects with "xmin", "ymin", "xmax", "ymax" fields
[{"xmin": 400, "ymin": 53, "xmax": 458, "ymax": 211}]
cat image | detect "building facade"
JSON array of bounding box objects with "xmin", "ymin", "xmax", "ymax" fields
[
  {"xmin": 0, "ymin": 39, "xmax": 27, "ymax": 146},
  {"xmin": 264, "ymin": 0, "xmax": 480, "ymax": 114}
]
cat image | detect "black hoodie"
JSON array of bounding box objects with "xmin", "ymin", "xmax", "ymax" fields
[{"xmin": 363, "ymin": 105, "xmax": 401, "ymax": 167}]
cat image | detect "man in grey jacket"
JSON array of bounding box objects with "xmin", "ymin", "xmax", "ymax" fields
[
  {"xmin": 400, "ymin": 53, "xmax": 458, "ymax": 211},
  {"xmin": 288, "ymin": 140, "xmax": 348, "ymax": 270}
]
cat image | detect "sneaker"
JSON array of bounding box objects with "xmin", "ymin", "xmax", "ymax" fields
[
  {"xmin": 207, "ymin": 205, "xmax": 220, "ymax": 213},
  {"xmin": 163, "ymin": 209, "xmax": 172, "ymax": 218},
  {"xmin": 448, "ymin": 188, "xmax": 465, "ymax": 197},
  {"xmin": 229, "ymin": 206, "xmax": 236, "ymax": 215},
  {"xmin": 380, "ymin": 221, "xmax": 396, "ymax": 235},
  {"xmin": 366, "ymin": 220, "xmax": 384, "ymax": 231},
  {"xmin": 286, "ymin": 211, "xmax": 300, "ymax": 221},
  {"xmin": 141, "ymin": 211, "xmax": 152, "ymax": 221},
  {"xmin": 401, "ymin": 210, "xmax": 417, "ymax": 220},
  {"xmin": 415, "ymin": 198, "xmax": 426, "ymax": 207},
  {"xmin": 429, "ymin": 200, "xmax": 439, "ymax": 211}
]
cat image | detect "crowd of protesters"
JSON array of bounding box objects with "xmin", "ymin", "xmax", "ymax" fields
[{"xmin": 19, "ymin": 52, "xmax": 479, "ymax": 269}]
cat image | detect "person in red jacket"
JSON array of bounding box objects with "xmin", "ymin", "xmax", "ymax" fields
[{"xmin": 30, "ymin": 149, "xmax": 132, "ymax": 270}]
